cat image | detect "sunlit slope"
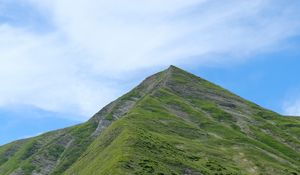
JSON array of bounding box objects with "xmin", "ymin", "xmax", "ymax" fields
[{"xmin": 1, "ymin": 66, "xmax": 300, "ymax": 175}]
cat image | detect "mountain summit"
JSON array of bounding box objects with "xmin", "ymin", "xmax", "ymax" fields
[{"xmin": 1, "ymin": 66, "xmax": 299, "ymax": 175}]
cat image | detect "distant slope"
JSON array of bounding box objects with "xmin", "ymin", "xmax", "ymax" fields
[{"xmin": 1, "ymin": 66, "xmax": 299, "ymax": 175}]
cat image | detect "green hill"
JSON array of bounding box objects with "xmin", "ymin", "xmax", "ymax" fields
[{"xmin": 1, "ymin": 66, "xmax": 299, "ymax": 175}]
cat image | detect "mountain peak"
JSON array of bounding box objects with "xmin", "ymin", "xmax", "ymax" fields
[
  {"xmin": 90, "ymin": 65, "xmax": 247, "ymax": 125},
  {"xmin": 164, "ymin": 65, "xmax": 189, "ymax": 75},
  {"xmin": 1, "ymin": 66, "xmax": 300, "ymax": 175},
  {"xmin": 166, "ymin": 64, "xmax": 179, "ymax": 71}
]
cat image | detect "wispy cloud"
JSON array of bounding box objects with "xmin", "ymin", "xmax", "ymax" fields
[
  {"xmin": 0, "ymin": 25, "xmax": 120, "ymax": 117},
  {"xmin": 284, "ymin": 102, "xmax": 300, "ymax": 116},
  {"xmin": 30, "ymin": 0, "xmax": 300, "ymax": 70},
  {"xmin": 1, "ymin": 0, "xmax": 300, "ymax": 119},
  {"xmin": 283, "ymin": 93, "xmax": 300, "ymax": 116}
]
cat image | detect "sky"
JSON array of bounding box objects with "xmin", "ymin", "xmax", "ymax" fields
[{"xmin": 0, "ymin": 0, "xmax": 300, "ymax": 145}]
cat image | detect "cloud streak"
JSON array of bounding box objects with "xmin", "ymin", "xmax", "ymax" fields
[
  {"xmin": 284, "ymin": 101, "xmax": 300, "ymax": 116},
  {"xmin": 1, "ymin": 0, "xmax": 300, "ymax": 119},
  {"xmin": 283, "ymin": 92, "xmax": 300, "ymax": 116}
]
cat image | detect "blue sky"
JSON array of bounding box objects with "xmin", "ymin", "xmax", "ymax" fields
[{"xmin": 1, "ymin": 0, "xmax": 300, "ymax": 145}]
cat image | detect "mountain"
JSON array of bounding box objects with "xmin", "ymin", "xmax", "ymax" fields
[{"xmin": 0, "ymin": 66, "xmax": 300, "ymax": 175}]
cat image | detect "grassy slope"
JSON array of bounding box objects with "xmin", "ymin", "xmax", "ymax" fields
[
  {"xmin": 0, "ymin": 122, "xmax": 97, "ymax": 175},
  {"xmin": 1, "ymin": 66, "xmax": 300, "ymax": 175},
  {"xmin": 65, "ymin": 67, "xmax": 300, "ymax": 175}
]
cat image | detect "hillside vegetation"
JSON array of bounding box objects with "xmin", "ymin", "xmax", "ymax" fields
[{"xmin": 1, "ymin": 66, "xmax": 299, "ymax": 175}]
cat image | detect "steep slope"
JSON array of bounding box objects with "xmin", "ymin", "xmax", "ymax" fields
[
  {"xmin": 0, "ymin": 68, "xmax": 167, "ymax": 175},
  {"xmin": 1, "ymin": 66, "xmax": 300, "ymax": 175}
]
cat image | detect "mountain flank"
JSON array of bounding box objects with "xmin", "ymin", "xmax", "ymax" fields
[{"xmin": 0, "ymin": 66, "xmax": 300, "ymax": 175}]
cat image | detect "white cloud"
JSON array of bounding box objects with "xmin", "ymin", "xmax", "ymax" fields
[
  {"xmin": 284, "ymin": 103, "xmax": 300, "ymax": 116},
  {"xmin": 0, "ymin": 24, "xmax": 120, "ymax": 118},
  {"xmin": 283, "ymin": 95, "xmax": 300, "ymax": 116},
  {"xmin": 1, "ymin": 0, "xmax": 300, "ymax": 119},
  {"xmin": 27, "ymin": 0, "xmax": 300, "ymax": 72}
]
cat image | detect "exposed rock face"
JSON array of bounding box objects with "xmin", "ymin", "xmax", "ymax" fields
[
  {"xmin": 1, "ymin": 66, "xmax": 300, "ymax": 175},
  {"xmin": 90, "ymin": 70, "xmax": 165, "ymax": 136},
  {"xmin": 91, "ymin": 67, "xmax": 172, "ymax": 136}
]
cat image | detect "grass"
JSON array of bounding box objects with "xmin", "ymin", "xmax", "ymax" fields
[
  {"xmin": 64, "ymin": 87, "xmax": 300, "ymax": 174},
  {"xmin": 1, "ymin": 66, "xmax": 299, "ymax": 174}
]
